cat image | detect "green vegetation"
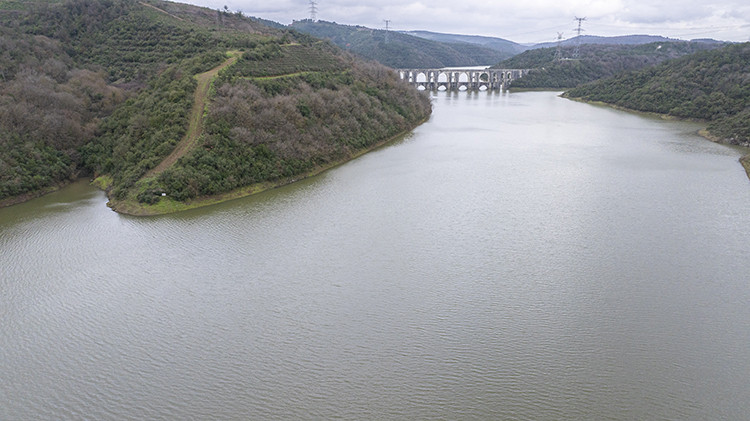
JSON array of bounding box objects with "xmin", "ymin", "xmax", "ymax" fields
[
  {"xmin": 0, "ymin": 0, "xmax": 431, "ymax": 211},
  {"xmin": 290, "ymin": 20, "xmax": 511, "ymax": 68},
  {"xmin": 0, "ymin": 0, "xmax": 229, "ymax": 200},
  {"xmin": 150, "ymin": 42, "xmax": 429, "ymax": 205},
  {"xmin": 0, "ymin": 23, "xmax": 119, "ymax": 199},
  {"xmin": 496, "ymin": 42, "xmax": 723, "ymax": 89},
  {"xmin": 82, "ymin": 65, "xmax": 198, "ymax": 200},
  {"xmin": 564, "ymin": 42, "xmax": 750, "ymax": 168}
]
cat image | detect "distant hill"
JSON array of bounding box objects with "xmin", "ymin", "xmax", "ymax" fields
[
  {"xmin": 564, "ymin": 42, "xmax": 750, "ymax": 170},
  {"xmin": 0, "ymin": 0, "xmax": 431, "ymax": 212},
  {"xmin": 530, "ymin": 34, "xmax": 681, "ymax": 49},
  {"xmin": 401, "ymin": 30, "xmax": 527, "ymax": 55},
  {"xmin": 396, "ymin": 31, "xmax": 725, "ymax": 52},
  {"xmin": 494, "ymin": 41, "xmax": 725, "ymax": 89},
  {"xmin": 247, "ymin": 16, "xmax": 286, "ymax": 29},
  {"xmin": 290, "ymin": 20, "xmax": 511, "ymax": 68}
]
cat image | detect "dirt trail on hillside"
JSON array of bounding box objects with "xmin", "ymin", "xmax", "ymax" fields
[
  {"xmin": 146, "ymin": 53, "xmax": 240, "ymax": 178},
  {"xmin": 138, "ymin": 2, "xmax": 184, "ymax": 21}
]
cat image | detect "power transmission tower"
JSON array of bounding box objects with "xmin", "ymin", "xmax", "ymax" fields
[
  {"xmin": 308, "ymin": 0, "xmax": 318, "ymax": 21},
  {"xmin": 573, "ymin": 16, "xmax": 586, "ymax": 58},
  {"xmin": 383, "ymin": 19, "xmax": 391, "ymax": 43},
  {"xmin": 554, "ymin": 32, "xmax": 564, "ymax": 60}
]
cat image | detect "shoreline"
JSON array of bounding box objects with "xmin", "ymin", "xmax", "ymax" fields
[
  {"xmin": 0, "ymin": 181, "xmax": 73, "ymax": 209},
  {"xmin": 106, "ymin": 117, "xmax": 429, "ymax": 216},
  {"xmin": 564, "ymin": 95, "xmax": 750, "ymax": 181},
  {"xmin": 741, "ymin": 155, "xmax": 750, "ymax": 179},
  {"xmin": 0, "ymin": 116, "xmax": 429, "ymax": 214}
]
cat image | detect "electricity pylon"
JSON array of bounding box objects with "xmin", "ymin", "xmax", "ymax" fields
[
  {"xmin": 309, "ymin": 0, "xmax": 317, "ymax": 21},
  {"xmin": 554, "ymin": 32, "xmax": 564, "ymax": 60},
  {"xmin": 573, "ymin": 16, "xmax": 586, "ymax": 58}
]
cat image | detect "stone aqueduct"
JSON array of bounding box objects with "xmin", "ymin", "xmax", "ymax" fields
[{"xmin": 398, "ymin": 68, "xmax": 530, "ymax": 91}]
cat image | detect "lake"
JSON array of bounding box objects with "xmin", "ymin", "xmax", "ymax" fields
[{"xmin": 2, "ymin": 91, "xmax": 750, "ymax": 420}]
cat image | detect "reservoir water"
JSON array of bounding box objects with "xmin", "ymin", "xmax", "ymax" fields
[{"xmin": 2, "ymin": 91, "xmax": 750, "ymax": 420}]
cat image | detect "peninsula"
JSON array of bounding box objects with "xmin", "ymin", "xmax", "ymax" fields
[{"xmin": 0, "ymin": 0, "xmax": 431, "ymax": 214}]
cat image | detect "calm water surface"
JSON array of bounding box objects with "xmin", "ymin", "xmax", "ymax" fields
[{"xmin": 2, "ymin": 91, "xmax": 750, "ymax": 420}]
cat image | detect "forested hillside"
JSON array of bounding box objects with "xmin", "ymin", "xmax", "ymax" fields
[
  {"xmin": 0, "ymin": 0, "xmax": 431, "ymax": 212},
  {"xmin": 290, "ymin": 20, "xmax": 510, "ymax": 68},
  {"xmin": 564, "ymin": 42, "xmax": 750, "ymax": 171},
  {"xmin": 496, "ymin": 41, "xmax": 722, "ymax": 89},
  {"xmin": 136, "ymin": 42, "xmax": 430, "ymax": 207}
]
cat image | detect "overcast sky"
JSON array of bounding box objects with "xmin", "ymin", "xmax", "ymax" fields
[{"xmin": 180, "ymin": 0, "xmax": 750, "ymax": 44}]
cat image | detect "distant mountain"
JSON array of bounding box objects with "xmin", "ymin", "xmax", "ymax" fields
[
  {"xmin": 290, "ymin": 21, "xmax": 512, "ymax": 68},
  {"xmin": 401, "ymin": 30, "xmax": 528, "ymax": 55},
  {"xmin": 494, "ymin": 41, "xmax": 725, "ymax": 89},
  {"xmin": 530, "ymin": 34, "xmax": 680, "ymax": 49},
  {"xmin": 395, "ymin": 31, "xmax": 724, "ymax": 52}
]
